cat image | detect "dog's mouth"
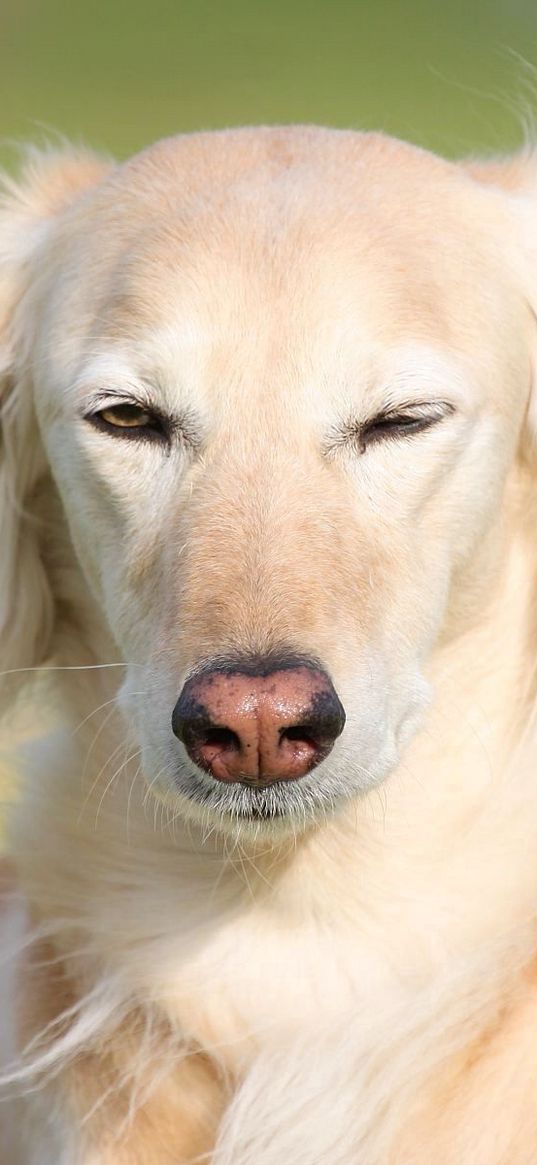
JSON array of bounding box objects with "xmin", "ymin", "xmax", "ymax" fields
[{"xmin": 172, "ymin": 763, "xmax": 340, "ymax": 833}]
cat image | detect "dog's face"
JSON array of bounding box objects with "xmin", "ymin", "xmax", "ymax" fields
[{"xmin": 1, "ymin": 129, "xmax": 535, "ymax": 834}]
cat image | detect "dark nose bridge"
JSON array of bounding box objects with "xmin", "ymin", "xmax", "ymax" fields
[{"xmin": 172, "ymin": 652, "xmax": 346, "ymax": 786}]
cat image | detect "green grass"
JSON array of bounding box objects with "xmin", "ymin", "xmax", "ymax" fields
[{"xmin": 1, "ymin": 0, "xmax": 536, "ymax": 163}]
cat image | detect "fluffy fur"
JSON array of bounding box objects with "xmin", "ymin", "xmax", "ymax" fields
[{"xmin": 2, "ymin": 127, "xmax": 537, "ymax": 1162}]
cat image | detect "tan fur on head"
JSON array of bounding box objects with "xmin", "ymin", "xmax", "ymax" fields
[{"xmin": 3, "ymin": 128, "xmax": 537, "ymax": 1163}]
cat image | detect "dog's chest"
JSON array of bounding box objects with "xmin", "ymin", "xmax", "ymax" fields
[{"xmin": 150, "ymin": 892, "xmax": 392, "ymax": 1072}]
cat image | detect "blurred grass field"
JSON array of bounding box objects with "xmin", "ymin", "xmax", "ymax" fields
[
  {"xmin": 1, "ymin": 0, "xmax": 537, "ymax": 163},
  {"xmin": 1, "ymin": 0, "xmax": 537, "ymax": 822}
]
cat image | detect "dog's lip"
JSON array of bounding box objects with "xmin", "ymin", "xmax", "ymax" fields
[
  {"xmin": 237, "ymin": 799, "xmax": 288, "ymax": 820},
  {"xmin": 237, "ymin": 775, "xmax": 284, "ymax": 790},
  {"xmin": 196, "ymin": 778, "xmax": 296, "ymax": 809},
  {"xmin": 173, "ymin": 761, "xmax": 319, "ymax": 821}
]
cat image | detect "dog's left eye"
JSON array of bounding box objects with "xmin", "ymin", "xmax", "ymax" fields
[
  {"xmin": 86, "ymin": 402, "xmax": 168, "ymax": 441},
  {"xmin": 360, "ymin": 409, "xmax": 446, "ymax": 447},
  {"xmin": 330, "ymin": 401, "xmax": 454, "ymax": 455}
]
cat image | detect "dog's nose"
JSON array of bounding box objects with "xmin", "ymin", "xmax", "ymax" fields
[{"xmin": 172, "ymin": 659, "xmax": 345, "ymax": 785}]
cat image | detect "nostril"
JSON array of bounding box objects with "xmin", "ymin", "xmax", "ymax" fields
[
  {"xmin": 280, "ymin": 704, "xmax": 345, "ymax": 751},
  {"xmin": 280, "ymin": 725, "xmax": 316, "ymax": 745},
  {"xmin": 278, "ymin": 722, "xmax": 312, "ymax": 740},
  {"xmin": 201, "ymin": 726, "xmax": 241, "ymax": 752},
  {"xmin": 279, "ymin": 713, "xmax": 341, "ymax": 767},
  {"xmin": 179, "ymin": 721, "xmax": 243, "ymax": 780},
  {"xmin": 278, "ymin": 726, "xmax": 319, "ymax": 772}
]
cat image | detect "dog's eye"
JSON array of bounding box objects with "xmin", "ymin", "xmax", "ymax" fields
[
  {"xmin": 327, "ymin": 401, "xmax": 454, "ymax": 457},
  {"xmin": 86, "ymin": 402, "xmax": 168, "ymax": 441},
  {"xmin": 100, "ymin": 403, "xmax": 153, "ymax": 428},
  {"xmin": 361, "ymin": 410, "xmax": 443, "ymax": 446},
  {"xmin": 339, "ymin": 401, "xmax": 455, "ymax": 454}
]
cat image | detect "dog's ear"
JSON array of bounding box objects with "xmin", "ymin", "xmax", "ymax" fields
[
  {"xmin": 0, "ymin": 147, "xmax": 110, "ymax": 691},
  {"xmin": 464, "ymin": 152, "xmax": 537, "ymax": 464}
]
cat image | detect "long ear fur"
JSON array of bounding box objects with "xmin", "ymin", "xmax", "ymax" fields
[{"xmin": 0, "ymin": 148, "xmax": 110, "ymax": 701}]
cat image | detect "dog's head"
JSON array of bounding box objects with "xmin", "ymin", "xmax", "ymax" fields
[{"xmin": 1, "ymin": 128, "xmax": 535, "ymax": 834}]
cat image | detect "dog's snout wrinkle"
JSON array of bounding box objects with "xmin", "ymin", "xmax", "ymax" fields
[{"xmin": 172, "ymin": 659, "xmax": 345, "ymax": 785}]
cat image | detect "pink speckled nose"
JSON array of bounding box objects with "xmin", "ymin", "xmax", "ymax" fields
[{"xmin": 172, "ymin": 659, "xmax": 345, "ymax": 787}]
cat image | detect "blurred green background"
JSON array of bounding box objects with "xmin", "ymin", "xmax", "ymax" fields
[{"xmin": 1, "ymin": 0, "xmax": 537, "ymax": 164}]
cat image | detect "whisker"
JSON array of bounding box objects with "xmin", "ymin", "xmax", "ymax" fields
[
  {"xmin": 77, "ymin": 738, "xmax": 127, "ymax": 825},
  {"xmin": 94, "ymin": 748, "xmax": 142, "ymax": 830},
  {"xmin": 126, "ymin": 764, "xmax": 143, "ymax": 845},
  {"xmin": 80, "ymin": 706, "xmax": 120, "ymax": 786},
  {"xmin": 0, "ymin": 663, "xmax": 134, "ymax": 678},
  {"xmin": 141, "ymin": 763, "xmax": 170, "ymax": 813},
  {"xmin": 70, "ymin": 694, "xmax": 126, "ymax": 738}
]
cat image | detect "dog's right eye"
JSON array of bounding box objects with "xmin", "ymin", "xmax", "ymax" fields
[{"xmin": 85, "ymin": 402, "xmax": 169, "ymax": 442}]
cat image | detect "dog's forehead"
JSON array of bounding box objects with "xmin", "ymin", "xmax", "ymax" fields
[
  {"xmin": 87, "ymin": 130, "xmax": 511, "ymax": 337},
  {"xmin": 42, "ymin": 128, "xmax": 522, "ymax": 408},
  {"xmin": 113, "ymin": 125, "xmax": 474, "ymax": 221},
  {"xmin": 98, "ymin": 129, "xmax": 488, "ymax": 288}
]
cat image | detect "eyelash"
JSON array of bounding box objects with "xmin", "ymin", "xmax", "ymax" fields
[{"xmin": 333, "ymin": 402, "xmax": 454, "ymax": 454}]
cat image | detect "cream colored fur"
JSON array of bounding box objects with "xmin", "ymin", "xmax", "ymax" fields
[{"xmin": 2, "ymin": 127, "xmax": 537, "ymax": 1162}]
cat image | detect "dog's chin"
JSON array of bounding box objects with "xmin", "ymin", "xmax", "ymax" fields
[
  {"xmin": 182, "ymin": 778, "xmax": 334, "ymax": 840},
  {"xmin": 155, "ymin": 762, "xmax": 352, "ymax": 842}
]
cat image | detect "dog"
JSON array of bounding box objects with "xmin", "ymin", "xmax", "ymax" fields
[{"xmin": 2, "ymin": 125, "xmax": 537, "ymax": 1163}]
